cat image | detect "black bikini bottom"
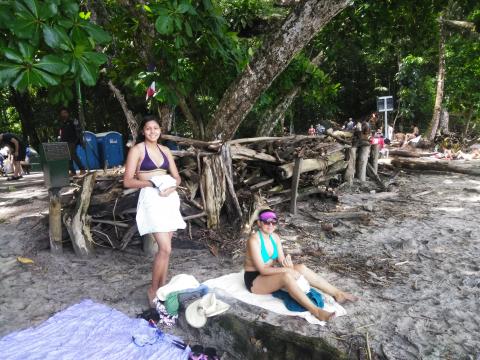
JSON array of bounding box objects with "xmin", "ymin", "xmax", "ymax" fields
[{"xmin": 244, "ymin": 271, "xmax": 260, "ymax": 292}]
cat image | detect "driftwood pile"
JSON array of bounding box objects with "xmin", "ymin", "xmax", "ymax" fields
[{"xmin": 61, "ymin": 132, "xmax": 383, "ymax": 257}]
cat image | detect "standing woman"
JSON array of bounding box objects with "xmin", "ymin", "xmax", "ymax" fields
[{"xmin": 123, "ymin": 115, "xmax": 186, "ymax": 306}]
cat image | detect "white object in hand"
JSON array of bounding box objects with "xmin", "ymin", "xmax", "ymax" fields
[{"xmin": 150, "ymin": 175, "xmax": 177, "ymax": 191}]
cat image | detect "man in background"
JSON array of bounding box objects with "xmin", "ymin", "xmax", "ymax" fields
[{"xmin": 58, "ymin": 107, "xmax": 86, "ymax": 176}]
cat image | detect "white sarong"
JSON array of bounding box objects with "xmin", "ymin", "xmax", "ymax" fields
[{"xmin": 136, "ymin": 177, "xmax": 186, "ymax": 235}]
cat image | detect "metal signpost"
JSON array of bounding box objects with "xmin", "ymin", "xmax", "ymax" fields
[{"xmin": 377, "ymin": 96, "xmax": 394, "ymax": 139}]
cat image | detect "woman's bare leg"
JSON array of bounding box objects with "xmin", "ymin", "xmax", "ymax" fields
[
  {"xmin": 251, "ymin": 272, "xmax": 335, "ymax": 321},
  {"xmin": 294, "ymin": 264, "xmax": 358, "ymax": 303},
  {"xmin": 147, "ymin": 232, "xmax": 172, "ymax": 306}
]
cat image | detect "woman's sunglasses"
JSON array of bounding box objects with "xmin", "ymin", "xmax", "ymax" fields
[{"xmin": 261, "ymin": 220, "xmax": 278, "ymax": 225}]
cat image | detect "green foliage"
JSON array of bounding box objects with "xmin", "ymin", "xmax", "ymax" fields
[
  {"xmin": 0, "ymin": 0, "xmax": 110, "ymax": 92},
  {"xmin": 395, "ymin": 55, "xmax": 435, "ymax": 126}
]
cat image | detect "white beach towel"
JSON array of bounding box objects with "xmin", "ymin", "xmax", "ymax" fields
[
  {"xmin": 136, "ymin": 178, "xmax": 186, "ymax": 235},
  {"xmin": 203, "ymin": 272, "xmax": 346, "ymax": 326}
]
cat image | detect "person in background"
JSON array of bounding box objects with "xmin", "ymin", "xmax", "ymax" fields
[
  {"xmin": 308, "ymin": 125, "xmax": 316, "ymax": 136},
  {"xmin": 244, "ymin": 209, "xmax": 358, "ymax": 322},
  {"xmin": 58, "ymin": 107, "xmax": 86, "ymax": 176},
  {"xmin": 344, "ymin": 118, "xmax": 355, "ymax": 131},
  {"xmin": 0, "ymin": 133, "xmax": 26, "ymax": 181},
  {"xmin": 315, "ymin": 123, "xmax": 326, "ymax": 135},
  {"xmin": 123, "ymin": 115, "xmax": 186, "ymax": 307}
]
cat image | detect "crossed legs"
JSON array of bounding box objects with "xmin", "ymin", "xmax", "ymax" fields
[
  {"xmin": 147, "ymin": 231, "xmax": 173, "ymax": 306},
  {"xmin": 293, "ymin": 264, "xmax": 358, "ymax": 303},
  {"xmin": 251, "ymin": 271, "xmax": 335, "ymax": 321}
]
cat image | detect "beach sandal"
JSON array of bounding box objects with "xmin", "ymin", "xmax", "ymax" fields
[
  {"xmin": 189, "ymin": 344, "xmax": 205, "ymax": 360},
  {"xmin": 204, "ymin": 347, "xmax": 219, "ymax": 360},
  {"xmin": 7, "ymin": 175, "xmax": 21, "ymax": 181}
]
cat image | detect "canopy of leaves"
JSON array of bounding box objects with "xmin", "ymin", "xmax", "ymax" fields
[{"xmin": 0, "ymin": 0, "xmax": 110, "ymax": 100}]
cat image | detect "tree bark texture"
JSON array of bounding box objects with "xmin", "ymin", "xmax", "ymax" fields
[
  {"xmin": 9, "ymin": 88, "xmax": 40, "ymax": 148},
  {"xmin": 221, "ymin": 144, "xmax": 243, "ymax": 224},
  {"xmin": 201, "ymin": 155, "xmax": 226, "ymax": 228},
  {"xmin": 369, "ymin": 144, "xmax": 379, "ymax": 174},
  {"xmin": 429, "ymin": 20, "xmax": 446, "ymax": 140},
  {"xmin": 158, "ymin": 103, "xmax": 174, "ymax": 133},
  {"xmin": 63, "ymin": 173, "xmax": 97, "ymax": 257},
  {"xmin": 107, "ymin": 81, "xmax": 138, "ymax": 142},
  {"xmin": 344, "ymin": 147, "xmax": 357, "ymax": 184},
  {"xmin": 356, "ymin": 145, "xmax": 371, "ymax": 181},
  {"xmin": 48, "ymin": 188, "xmax": 63, "ymax": 254},
  {"xmin": 206, "ymin": 0, "xmax": 349, "ymax": 140}
]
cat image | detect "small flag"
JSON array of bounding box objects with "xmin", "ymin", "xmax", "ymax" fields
[{"xmin": 146, "ymin": 81, "xmax": 156, "ymax": 100}]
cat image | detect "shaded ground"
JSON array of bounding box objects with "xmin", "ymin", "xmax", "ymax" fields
[{"xmin": 0, "ymin": 170, "xmax": 479, "ymax": 359}]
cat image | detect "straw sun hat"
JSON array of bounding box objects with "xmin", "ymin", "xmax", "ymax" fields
[{"xmin": 185, "ymin": 293, "xmax": 230, "ymax": 328}]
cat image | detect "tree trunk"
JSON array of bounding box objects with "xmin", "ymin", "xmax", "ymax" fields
[
  {"xmin": 439, "ymin": 108, "xmax": 449, "ymax": 134},
  {"xmin": 257, "ymin": 87, "xmax": 300, "ymax": 137},
  {"xmin": 9, "ymin": 88, "xmax": 40, "ymax": 147},
  {"xmin": 158, "ymin": 103, "xmax": 173, "ymax": 133},
  {"xmin": 428, "ymin": 19, "xmax": 446, "ymax": 140},
  {"xmin": 256, "ymin": 52, "xmax": 324, "ymax": 137},
  {"xmin": 206, "ymin": 0, "xmax": 349, "ymax": 140},
  {"xmin": 107, "ymin": 81, "xmax": 138, "ymax": 142},
  {"xmin": 201, "ymin": 155, "xmax": 226, "ymax": 229}
]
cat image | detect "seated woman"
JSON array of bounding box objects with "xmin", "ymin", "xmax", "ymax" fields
[{"xmin": 244, "ymin": 209, "xmax": 358, "ymax": 321}]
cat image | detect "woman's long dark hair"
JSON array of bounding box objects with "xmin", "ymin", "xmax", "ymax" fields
[{"xmin": 135, "ymin": 115, "xmax": 161, "ymax": 144}]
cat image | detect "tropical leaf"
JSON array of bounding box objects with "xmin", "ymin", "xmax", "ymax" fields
[
  {"xmin": 0, "ymin": 63, "xmax": 23, "ymax": 86},
  {"xmin": 22, "ymin": 0, "xmax": 39, "ymax": 17},
  {"xmin": 155, "ymin": 15, "xmax": 174, "ymax": 35},
  {"xmin": 78, "ymin": 59, "xmax": 98, "ymax": 86},
  {"xmin": 34, "ymin": 55, "xmax": 69, "ymax": 75},
  {"xmin": 82, "ymin": 51, "xmax": 107, "ymax": 66},
  {"xmin": 18, "ymin": 42, "xmax": 35, "ymax": 61},
  {"xmin": 39, "ymin": 2, "xmax": 58, "ymax": 19},
  {"xmin": 82, "ymin": 22, "xmax": 112, "ymax": 44},
  {"xmin": 2, "ymin": 48, "xmax": 24, "ymax": 64},
  {"xmin": 10, "ymin": 18, "xmax": 38, "ymax": 39},
  {"xmin": 43, "ymin": 25, "xmax": 72, "ymax": 51},
  {"xmin": 177, "ymin": 3, "xmax": 192, "ymax": 14},
  {"xmin": 61, "ymin": 0, "xmax": 79, "ymax": 17}
]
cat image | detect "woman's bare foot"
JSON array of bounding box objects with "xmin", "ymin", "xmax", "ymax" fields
[
  {"xmin": 334, "ymin": 291, "xmax": 359, "ymax": 304},
  {"xmin": 313, "ymin": 308, "xmax": 335, "ymax": 322},
  {"xmin": 147, "ymin": 287, "xmax": 156, "ymax": 308}
]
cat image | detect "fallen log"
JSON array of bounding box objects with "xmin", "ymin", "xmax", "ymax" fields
[
  {"xmin": 389, "ymin": 149, "xmax": 437, "ymax": 158},
  {"xmin": 325, "ymin": 128, "xmax": 352, "ymax": 145},
  {"xmin": 391, "ymin": 158, "xmax": 480, "ymax": 176},
  {"xmin": 230, "ymin": 144, "xmax": 279, "ymax": 163},
  {"xmin": 161, "ymin": 134, "xmax": 222, "ymax": 150},
  {"xmin": 277, "ymin": 151, "xmax": 345, "ymax": 179}
]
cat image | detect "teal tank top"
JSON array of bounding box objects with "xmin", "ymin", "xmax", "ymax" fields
[{"xmin": 258, "ymin": 231, "xmax": 278, "ymax": 263}]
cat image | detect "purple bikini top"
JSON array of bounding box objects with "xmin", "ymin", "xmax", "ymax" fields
[{"xmin": 140, "ymin": 144, "xmax": 169, "ymax": 171}]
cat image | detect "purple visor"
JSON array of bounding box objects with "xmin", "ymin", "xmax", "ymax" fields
[{"xmin": 259, "ymin": 211, "xmax": 277, "ymax": 222}]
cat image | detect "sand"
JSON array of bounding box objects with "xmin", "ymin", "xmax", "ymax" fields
[{"xmin": 0, "ymin": 171, "xmax": 479, "ymax": 359}]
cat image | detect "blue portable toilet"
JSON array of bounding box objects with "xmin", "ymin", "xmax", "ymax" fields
[
  {"xmin": 75, "ymin": 131, "xmax": 100, "ymax": 170},
  {"xmin": 96, "ymin": 131, "xmax": 124, "ymax": 168}
]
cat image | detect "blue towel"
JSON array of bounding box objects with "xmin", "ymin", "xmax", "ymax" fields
[
  {"xmin": 0, "ymin": 299, "xmax": 190, "ymax": 360},
  {"xmin": 272, "ymin": 288, "xmax": 324, "ymax": 312}
]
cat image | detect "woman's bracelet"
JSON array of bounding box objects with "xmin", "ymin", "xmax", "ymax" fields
[{"xmin": 148, "ymin": 180, "xmax": 156, "ymax": 188}]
